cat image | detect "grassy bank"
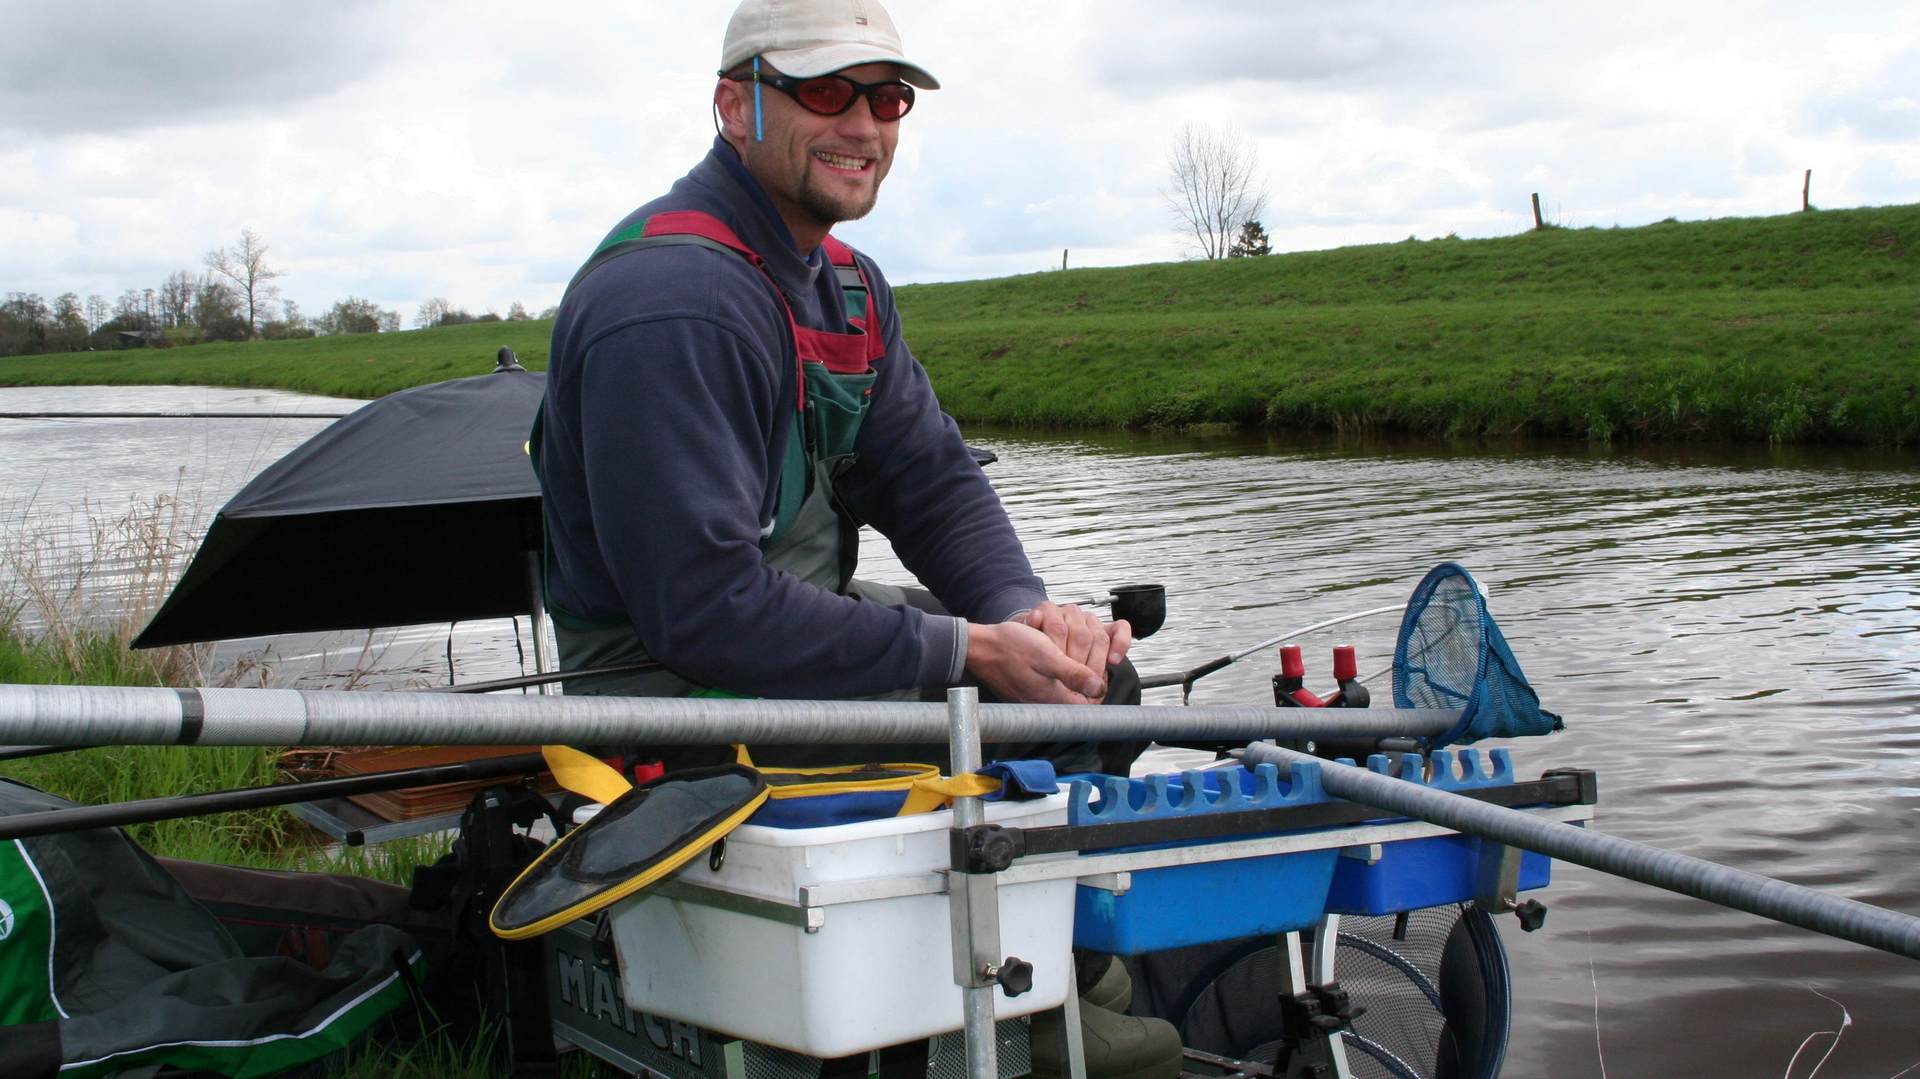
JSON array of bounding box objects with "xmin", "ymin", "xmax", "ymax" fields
[
  {"xmin": 4, "ymin": 204, "xmax": 1914, "ymax": 443},
  {"xmin": 0, "ymin": 318, "xmax": 554, "ymax": 400},
  {"xmin": 902, "ymin": 203, "xmax": 1919, "ymax": 443}
]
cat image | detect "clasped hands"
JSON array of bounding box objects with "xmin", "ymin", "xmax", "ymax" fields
[{"xmin": 964, "ymin": 601, "xmax": 1134, "ymax": 706}]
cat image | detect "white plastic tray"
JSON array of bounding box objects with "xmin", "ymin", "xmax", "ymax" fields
[{"xmin": 608, "ymin": 793, "xmax": 1074, "ymax": 1058}]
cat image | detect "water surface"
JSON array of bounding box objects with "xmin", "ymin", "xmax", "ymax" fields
[{"xmin": 2, "ymin": 387, "xmax": 1916, "ymax": 1076}]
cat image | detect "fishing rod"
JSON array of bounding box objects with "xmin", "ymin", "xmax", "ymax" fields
[
  {"xmin": 0, "ymin": 683, "xmax": 1458, "ymax": 748},
  {"xmin": 1240, "ymin": 741, "xmax": 1920, "ymax": 962},
  {"xmin": 0, "ymin": 750, "xmax": 547, "ymax": 842},
  {"xmin": 1061, "ymin": 583, "xmax": 1168, "ymax": 639},
  {"xmin": 432, "ymin": 660, "xmax": 661, "ymax": 695},
  {"xmin": 0, "ymin": 663, "xmax": 664, "ymax": 764},
  {"xmin": 0, "ymin": 410, "xmax": 350, "ymax": 420},
  {"xmin": 1139, "ymin": 604, "xmax": 1404, "ymax": 699}
]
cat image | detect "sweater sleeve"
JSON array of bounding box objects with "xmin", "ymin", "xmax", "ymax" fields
[
  {"xmin": 834, "ymin": 260, "xmax": 1050, "ymax": 624},
  {"xmin": 555, "ymin": 259, "xmax": 962, "ymax": 699}
]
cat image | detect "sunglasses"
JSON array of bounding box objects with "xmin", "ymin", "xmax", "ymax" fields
[{"xmin": 727, "ymin": 69, "xmax": 916, "ymax": 122}]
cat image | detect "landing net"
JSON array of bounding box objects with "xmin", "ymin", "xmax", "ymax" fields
[{"xmin": 1393, "ymin": 563, "xmax": 1563, "ymax": 750}]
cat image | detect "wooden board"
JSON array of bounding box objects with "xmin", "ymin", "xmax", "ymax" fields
[{"xmin": 332, "ymin": 745, "xmax": 558, "ymax": 822}]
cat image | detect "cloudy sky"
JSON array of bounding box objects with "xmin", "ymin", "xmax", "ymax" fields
[{"xmin": 4, "ymin": 0, "xmax": 1916, "ymax": 324}]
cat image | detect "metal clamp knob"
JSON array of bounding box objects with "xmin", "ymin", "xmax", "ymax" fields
[{"xmin": 982, "ymin": 956, "xmax": 1034, "ymax": 997}]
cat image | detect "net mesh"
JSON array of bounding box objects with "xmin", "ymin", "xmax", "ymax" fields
[
  {"xmin": 1394, "ymin": 563, "xmax": 1562, "ymax": 749},
  {"xmin": 1337, "ymin": 906, "xmax": 1509, "ymax": 1079},
  {"xmin": 1160, "ymin": 904, "xmax": 1509, "ymax": 1079}
]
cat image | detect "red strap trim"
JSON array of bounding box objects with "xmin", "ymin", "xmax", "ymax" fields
[
  {"xmin": 821, "ymin": 234, "xmax": 885, "ymax": 366},
  {"xmin": 821, "ymin": 234, "xmax": 856, "ymax": 267},
  {"xmin": 795, "ymin": 325, "xmax": 877, "ymax": 373},
  {"xmin": 642, "ymin": 211, "xmax": 883, "ymax": 394},
  {"xmin": 642, "ymin": 211, "xmax": 760, "ymax": 264}
]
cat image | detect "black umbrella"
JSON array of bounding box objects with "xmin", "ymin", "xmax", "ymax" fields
[{"xmin": 133, "ymin": 354, "xmax": 546, "ymax": 648}]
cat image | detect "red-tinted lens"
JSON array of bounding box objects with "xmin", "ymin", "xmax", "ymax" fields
[
  {"xmin": 868, "ymin": 83, "xmax": 914, "ymax": 121},
  {"xmin": 794, "ymin": 77, "xmax": 857, "ymax": 115}
]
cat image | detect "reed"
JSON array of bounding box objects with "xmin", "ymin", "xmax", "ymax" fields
[
  {"xmin": 0, "ymin": 491, "xmax": 451, "ymax": 876},
  {"xmin": 0, "ymin": 481, "xmax": 213, "ymax": 686}
]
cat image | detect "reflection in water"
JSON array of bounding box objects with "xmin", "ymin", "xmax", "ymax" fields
[{"xmin": 3, "ymin": 390, "xmax": 1918, "ymax": 1075}]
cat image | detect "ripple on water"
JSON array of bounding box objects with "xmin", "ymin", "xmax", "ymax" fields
[{"xmin": 8, "ymin": 402, "xmax": 1920, "ymax": 1075}]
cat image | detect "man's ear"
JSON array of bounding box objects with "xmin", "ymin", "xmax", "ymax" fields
[{"xmin": 715, "ymin": 79, "xmax": 751, "ymax": 142}]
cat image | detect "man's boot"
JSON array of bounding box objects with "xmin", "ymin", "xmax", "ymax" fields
[
  {"xmin": 1081, "ymin": 955, "xmax": 1132, "ymax": 1013},
  {"xmin": 1029, "ymin": 954, "xmax": 1181, "ymax": 1079}
]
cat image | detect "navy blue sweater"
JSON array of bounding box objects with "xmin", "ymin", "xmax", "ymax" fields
[{"xmin": 537, "ymin": 138, "xmax": 1047, "ymax": 700}]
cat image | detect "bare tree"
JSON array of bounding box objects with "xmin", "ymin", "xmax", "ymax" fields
[
  {"xmin": 204, "ymin": 227, "xmax": 284, "ymax": 338},
  {"xmin": 193, "ymin": 275, "xmax": 249, "ymax": 341},
  {"xmin": 158, "ymin": 271, "xmax": 196, "ymax": 328},
  {"xmin": 52, "ymin": 293, "xmax": 87, "ymax": 349},
  {"xmin": 113, "ymin": 289, "xmax": 148, "ymax": 328},
  {"xmin": 1164, "ymin": 124, "xmax": 1269, "ymax": 260},
  {"xmin": 415, "ymin": 297, "xmax": 453, "ymax": 329}
]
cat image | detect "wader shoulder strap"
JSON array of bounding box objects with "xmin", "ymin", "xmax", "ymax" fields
[
  {"xmin": 563, "ymin": 232, "xmax": 741, "ymax": 299},
  {"xmin": 820, "ymin": 235, "xmax": 874, "ymax": 328}
]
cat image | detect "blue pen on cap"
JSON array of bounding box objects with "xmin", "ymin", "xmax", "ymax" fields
[{"xmin": 753, "ymin": 56, "xmax": 763, "ymax": 141}]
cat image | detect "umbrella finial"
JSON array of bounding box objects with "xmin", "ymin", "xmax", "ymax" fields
[{"xmin": 495, "ymin": 347, "xmax": 525, "ymax": 373}]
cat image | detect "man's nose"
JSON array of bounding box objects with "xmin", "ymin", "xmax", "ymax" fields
[{"xmin": 833, "ymin": 99, "xmax": 883, "ymax": 140}]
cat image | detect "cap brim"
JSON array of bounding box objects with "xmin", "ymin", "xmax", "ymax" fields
[{"xmin": 761, "ymin": 43, "xmax": 939, "ymax": 89}]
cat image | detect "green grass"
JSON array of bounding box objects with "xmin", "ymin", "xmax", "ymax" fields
[
  {"xmin": 0, "ymin": 631, "xmax": 319, "ymax": 865},
  {"xmin": 0, "ymin": 319, "xmax": 552, "ymax": 400},
  {"xmin": 898, "ymin": 203, "xmax": 1920, "ymax": 444},
  {"xmin": 0, "ymin": 627, "xmax": 473, "ymax": 877},
  {"xmin": 4, "ymin": 203, "xmax": 1915, "ymax": 442}
]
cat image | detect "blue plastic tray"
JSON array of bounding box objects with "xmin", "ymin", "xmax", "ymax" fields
[
  {"xmin": 1066, "ymin": 763, "xmax": 1340, "ymax": 955},
  {"xmin": 1324, "ymin": 833, "xmax": 1552, "ymax": 915},
  {"xmin": 1324, "ymin": 749, "xmax": 1557, "ymax": 915}
]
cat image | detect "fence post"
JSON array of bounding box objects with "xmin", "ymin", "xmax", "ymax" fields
[
  {"xmin": 1803, "ymin": 169, "xmax": 1812, "ymax": 212},
  {"xmin": 1530, "ymin": 193, "xmax": 1545, "ymax": 230}
]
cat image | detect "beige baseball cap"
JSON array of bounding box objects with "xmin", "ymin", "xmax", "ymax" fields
[{"xmin": 720, "ymin": 0, "xmax": 939, "ymax": 89}]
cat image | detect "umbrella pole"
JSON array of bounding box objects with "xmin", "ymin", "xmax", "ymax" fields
[{"xmin": 525, "ymin": 552, "xmax": 555, "ymax": 696}]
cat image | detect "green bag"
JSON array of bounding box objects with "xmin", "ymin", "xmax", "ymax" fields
[{"xmin": 0, "ymin": 779, "xmax": 424, "ymax": 1078}]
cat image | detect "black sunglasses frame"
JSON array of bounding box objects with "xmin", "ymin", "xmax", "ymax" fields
[{"xmin": 725, "ymin": 69, "xmax": 915, "ymax": 121}]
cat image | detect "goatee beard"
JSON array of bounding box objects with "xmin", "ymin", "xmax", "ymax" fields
[{"xmin": 797, "ymin": 183, "xmax": 879, "ymax": 230}]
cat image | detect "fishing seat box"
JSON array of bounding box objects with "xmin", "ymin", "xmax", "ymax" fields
[{"xmin": 606, "ymin": 792, "xmax": 1076, "ymax": 1059}]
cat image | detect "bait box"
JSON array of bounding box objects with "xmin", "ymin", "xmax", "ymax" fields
[
  {"xmin": 1323, "ymin": 748, "xmax": 1557, "ymax": 915},
  {"xmin": 1323, "ymin": 832, "xmax": 1554, "ymax": 915},
  {"xmin": 1066, "ymin": 766, "xmax": 1342, "ymax": 955},
  {"xmin": 1072, "ymin": 849, "xmax": 1341, "ymax": 954},
  {"xmin": 608, "ymin": 793, "xmax": 1074, "ymax": 1059}
]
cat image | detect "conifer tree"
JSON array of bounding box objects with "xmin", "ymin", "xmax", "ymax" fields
[{"xmin": 1229, "ymin": 219, "xmax": 1272, "ymax": 258}]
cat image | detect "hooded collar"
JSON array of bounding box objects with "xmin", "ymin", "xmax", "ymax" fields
[{"xmin": 682, "ymin": 136, "xmax": 827, "ymax": 304}]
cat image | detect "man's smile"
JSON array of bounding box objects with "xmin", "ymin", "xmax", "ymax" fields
[{"xmin": 813, "ymin": 150, "xmax": 873, "ymax": 173}]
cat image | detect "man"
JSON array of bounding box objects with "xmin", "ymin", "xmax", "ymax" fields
[
  {"xmin": 535, "ymin": 2, "xmax": 1180, "ymax": 1074},
  {"xmin": 537, "ymin": 0, "xmax": 1131, "ymax": 766}
]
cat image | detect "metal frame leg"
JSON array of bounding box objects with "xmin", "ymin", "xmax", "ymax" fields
[
  {"xmin": 947, "ymin": 688, "xmax": 999, "ymax": 1079},
  {"xmin": 1310, "ymin": 916, "xmax": 1352, "ymax": 1079},
  {"xmin": 1060, "ymin": 986, "xmax": 1088, "ymax": 1079}
]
